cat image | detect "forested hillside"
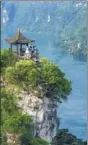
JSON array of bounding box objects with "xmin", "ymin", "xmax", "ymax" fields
[{"xmin": 1, "ymin": 1, "xmax": 87, "ymax": 60}]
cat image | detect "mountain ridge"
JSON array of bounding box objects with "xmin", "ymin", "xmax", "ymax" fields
[{"xmin": 1, "ymin": 1, "xmax": 87, "ymax": 61}]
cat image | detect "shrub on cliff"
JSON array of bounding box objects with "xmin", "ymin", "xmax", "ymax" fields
[
  {"xmin": 1, "ymin": 88, "xmax": 49, "ymax": 145},
  {"xmin": 5, "ymin": 60, "xmax": 41, "ymax": 91},
  {"xmin": 3, "ymin": 114, "xmax": 33, "ymax": 137},
  {"xmin": 40, "ymin": 58, "xmax": 71, "ymax": 102},
  {"xmin": 1, "ymin": 88, "xmax": 19, "ymax": 122},
  {"xmin": 2, "ymin": 114, "xmax": 33, "ymax": 145},
  {"xmin": 31, "ymin": 137, "xmax": 49, "ymax": 145},
  {"xmin": 1, "ymin": 49, "xmax": 18, "ymax": 74},
  {"xmin": 5, "ymin": 58, "xmax": 71, "ymax": 102},
  {"xmin": 51, "ymin": 129, "xmax": 86, "ymax": 145}
]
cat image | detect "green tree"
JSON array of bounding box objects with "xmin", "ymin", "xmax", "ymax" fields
[
  {"xmin": 2, "ymin": 113, "xmax": 49, "ymax": 145},
  {"xmin": 1, "ymin": 88, "xmax": 49, "ymax": 145},
  {"xmin": 1, "ymin": 88, "xmax": 19, "ymax": 122},
  {"xmin": 40, "ymin": 58, "xmax": 71, "ymax": 102},
  {"xmin": 5, "ymin": 59, "xmax": 71, "ymax": 102},
  {"xmin": 51, "ymin": 129, "xmax": 86, "ymax": 145},
  {"xmin": 5, "ymin": 60, "xmax": 41, "ymax": 92},
  {"xmin": 2, "ymin": 114, "xmax": 33, "ymax": 145},
  {"xmin": 3, "ymin": 114, "xmax": 33, "ymax": 135},
  {"xmin": 1, "ymin": 49, "xmax": 17, "ymax": 74},
  {"xmin": 31, "ymin": 137, "xmax": 49, "ymax": 145}
]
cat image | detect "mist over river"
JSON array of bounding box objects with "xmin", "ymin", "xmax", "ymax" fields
[{"xmin": 1, "ymin": 32, "xmax": 87, "ymax": 140}]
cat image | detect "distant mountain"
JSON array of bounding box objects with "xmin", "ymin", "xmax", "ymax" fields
[{"xmin": 1, "ymin": 1, "xmax": 87, "ymax": 61}]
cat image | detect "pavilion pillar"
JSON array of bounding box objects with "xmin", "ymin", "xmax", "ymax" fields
[
  {"xmin": 17, "ymin": 44, "xmax": 18, "ymax": 56},
  {"xmin": 20, "ymin": 44, "xmax": 22, "ymax": 56},
  {"xmin": 10, "ymin": 43, "xmax": 12, "ymax": 51}
]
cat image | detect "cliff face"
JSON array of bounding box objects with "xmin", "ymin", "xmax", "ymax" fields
[
  {"xmin": 17, "ymin": 90, "xmax": 58, "ymax": 142},
  {"xmin": 39, "ymin": 97, "xmax": 58, "ymax": 142},
  {"xmin": 17, "ymin": 91, "xmax": 43, "ymax": 122}
]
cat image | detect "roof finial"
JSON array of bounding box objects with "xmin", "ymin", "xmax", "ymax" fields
[
  {"xmin": 18, "ymin": 28, "xmax": 21, "ymax": 33},
  {"xmin": 18, "ymin": 28, "xmax": 21, "ymax": 36}
]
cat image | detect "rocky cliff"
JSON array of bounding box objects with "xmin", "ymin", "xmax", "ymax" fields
[{"xmin": 17, "ymin": 90, "xmax": 59, "ymax": 142}]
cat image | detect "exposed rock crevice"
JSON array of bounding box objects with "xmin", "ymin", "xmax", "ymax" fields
[{"xmin": 16, "ymin": 90, "xmax": 59, "ymax": 142}]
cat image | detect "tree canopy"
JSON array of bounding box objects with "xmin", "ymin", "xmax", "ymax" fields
[
  {"xmin": 31, "ymin": 138, "xmax": 49, "ymax": 145},
  {"xmin": 1, "ymin": 49, "xmax": 18, "ymax": 75},
  {"xmin": 1, "ymin": 89, "xmax": 19, "ymax": 123},
  {"xmin": 51, "ymin": 129, "xmax": 86, "ymax": 145},
  {"xmin": 5, "ymin": 58, "xmax": 71, "ymax": 103},
  {"xmin": 3, "ymin": 114, "xmax": 32, "ymax": 135},
  {"xmin": 40, "ymin": 58, "xmax": 71, "ymax": 101}
]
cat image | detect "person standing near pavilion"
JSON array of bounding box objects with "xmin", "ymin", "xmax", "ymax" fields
[
  {"xmin": 35, "ymin": 48, "xmax": 39, "ymax": 61},
  {"xmin": 25, "ymin": 46, "xmax": 30, "ymax": 59}
]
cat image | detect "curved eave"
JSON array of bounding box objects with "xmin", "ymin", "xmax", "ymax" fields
[{"xmin": 5, "ymin": 38, "xmax": 35, "ymax": 44}]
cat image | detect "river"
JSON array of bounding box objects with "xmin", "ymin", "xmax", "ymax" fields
[{"xmin": 2, "ymin": 32, "xmax": 87, "ymax": 140}]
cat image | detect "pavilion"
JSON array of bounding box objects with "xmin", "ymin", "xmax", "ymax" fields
[
  {"xmin": 5, "ymin": 29, "xmax": 39, "ymax": 61},
  {"xmin": 5, "ymin": 29, "xmax": 35, "ymax": 55}
]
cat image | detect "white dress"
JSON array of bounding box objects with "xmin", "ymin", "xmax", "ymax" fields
[{"xmin": 25, "ymin": 47, "xmax": 31, "ymax": 59}]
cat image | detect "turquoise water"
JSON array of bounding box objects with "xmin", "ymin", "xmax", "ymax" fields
[{"xmin": 2, "ymin": 32, "xmax": 87, "ymax": 140}]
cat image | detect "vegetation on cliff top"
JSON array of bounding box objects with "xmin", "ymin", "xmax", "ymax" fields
[
  {"xmin": 4, "ymin": 57, "xmax": 71, "ymax": 103},
  {"xmin": 1, "ymin": 49, "xmax": 18, "ymax": 75},
  {"xmin": 1, "ymin": 49, "xmax": 86, "ymax": 145}
]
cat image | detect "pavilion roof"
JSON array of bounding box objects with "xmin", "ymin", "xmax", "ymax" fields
[{"xmin": 5, "ymin": 29, "xmax": 35, "ymax": 44}]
